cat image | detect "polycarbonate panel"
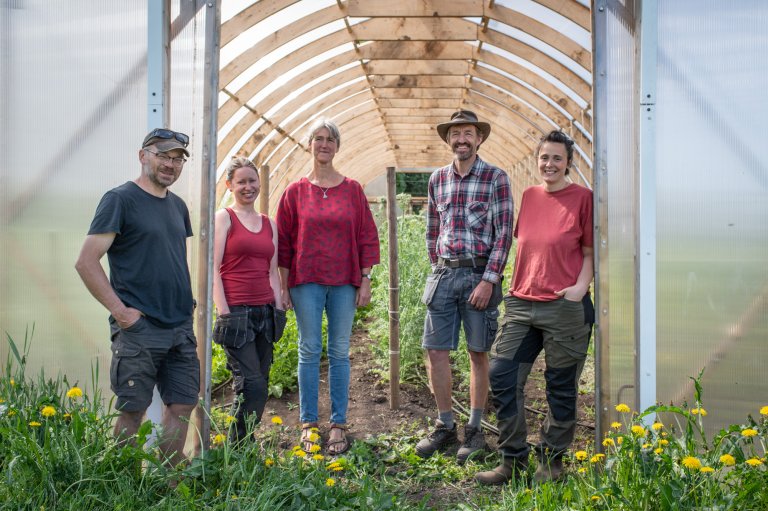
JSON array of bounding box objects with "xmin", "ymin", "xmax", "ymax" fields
[
  {"xmin": 0, "ymin": 2, "xmax": 209, "ymax": 404},
  {"xmin": 655, "ymin": 0, "xmax": 768, "ymax": 434},
  {"xmin": 0, "ymin": 2, "xmax": 146, "ymax": 391}
]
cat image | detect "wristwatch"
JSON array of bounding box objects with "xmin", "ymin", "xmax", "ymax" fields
[{"xmin": 361, "ymin": 273, "xmax": 372, "ymax": 280}]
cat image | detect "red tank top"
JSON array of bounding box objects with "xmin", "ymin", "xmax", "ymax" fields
[{"xmin": 220, "ymin": 209, "xmax": 275, "ymax": 306}]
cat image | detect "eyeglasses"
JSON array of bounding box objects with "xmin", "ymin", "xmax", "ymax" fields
[
  {"xmin": 143, "ymin": 128, "xmax": 189, "ymax": 147},
  {"xmin": 144, "ymin": 149, "xmax": 187, "ymax": 167}
]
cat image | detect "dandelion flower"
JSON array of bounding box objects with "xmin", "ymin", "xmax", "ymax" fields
[
  {"xmin": 611, "ymin": 421, "xmax": 622, "ymax": 430},
  {"xmin": 265, "ymin": 458, "xmax": 274, "ymax": 467},
  {"xmin": 332, "ymin": 466, "xmax": 344, "ymax": 472},
  {"xmin": 271, "ymin": 416, "xmax": 283, "ymax": 425},
  {"xmin": 310, "ymin": 444, "xmax": 322, "ymax": 453},
  {"xmin": 617, "ymin": 437, "xmax": 624, "ymax": 445},
  {"xmin": 719, "ymin": 454, "xmax": 736, "ymax": 466},
  {"xmin": 691, "ymin": 407, "xmax": 707, "ymax": 416},
  {"xmin": 591, "ymin": 496, "xmax": 600, "ymax": 502},
  {"xmin": 313, "ymin": 454, "xmax": 324, "ymax": 461},
  {"xmin": 308, "ymin": 432, "xmax": 320, "ymax": 443},
  {"xmin": 602, "ymin": 438, "xmax": 615, "ymax": 447},
  {"xmin": 310, "ymin": 427, "xmax": 320, "ymax": 432},
  {"xmin": 225, "ymin": 415, "xmax": 236, "ymax": 425},
  {"xmin": 652, "ymin": 422, "xmax": 663, "ymax": 431},
  {"xmin": 29, "ymin": 421, "xmax": 42, "ymax": 427},
  {"xmin": 63, "ymin": 413, "xmax": 71, "ymax": 420},
  {"xmin": 66, "ymin": 387, "xmax": 83, "ymax": 399},
  {"xmin": 9, "ymin": 378, "xmax": 14, "ymax": 386},
  {"xmin": 760, "ymin": 406, "xmax": 768, "ymax": 416},
  {"xmin": 41, "ymin": 406, "xmax": 56, "ymax": 418},
  {"xmin": 292, "ymin": 445, "xmax": 302, "ymax": 452},
  {"xmin": 325, "ymin": 478, "xmax": 335, "ymax": 487},
  {"xmin": 654, "ymin": 448, "xmax": 663, "ymax": 455},
  {"xmin": 681, "ymin": 456, "xmax": 702, "ymax": 470},
  {"xmin": 327, "ymin": 461, "xmax": 341, "ymax": 470},
  {"xmin": 700, "ymin": 466, "xmax": 715, "ymax": 473},
  {"xmin": 741, "ymin": 428, "xmax": 758, "ymax": 437},
  {"xmin": 631, "ymin": 425, "xmax": 646, "ymax": 437},
  {"xmin": 212, "ymin": 433, "xmax": 226, "ymax": 445},
  {"xmin": 590, "ymin": 454, "xmax": 605, "ymax": 463},
  {"xmin": 293, "ymin": 449, "xmax": 307, "ymax": 458},
  {"xmin": 574, "ymin": 450, "xmax": 588, "ymax": 461},
  {"xmin": 577, "ymin": 467, "xmax": 587, "ymax": 474},
  {"xmin": 659, "ymin": 439, "xmax": 669, "ymax": 446},
  {"xmin": 642, "ymin": 443, "xmax": 651, "ymax": 449},
  {"xmin": 745, "ymin": 458, "xmax": 763, "ymax": 467},
  {"xmin": 615, "ymin": 403, "xmax": 631, "ymax": 413}
]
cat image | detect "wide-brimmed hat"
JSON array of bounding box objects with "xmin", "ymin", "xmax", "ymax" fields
[{"xmin": 436, "ymin": 109, "xmax": 491, "ymax": 144}]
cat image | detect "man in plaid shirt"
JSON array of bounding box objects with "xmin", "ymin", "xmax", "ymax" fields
[{"xmin": 416, "ymin": 110, "xmax": 514, "ymax": 463}]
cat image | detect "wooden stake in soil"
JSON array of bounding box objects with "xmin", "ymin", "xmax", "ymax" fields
[
  {"xmin": 386, "ymin": 166, "xmax": 400, "ymax": 409},
  {"xmin": 259, "ymin": 164, "xmax": 269, "ymax": 215}
]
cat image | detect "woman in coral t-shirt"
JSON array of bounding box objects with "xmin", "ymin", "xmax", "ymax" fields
[
  {"xmin": 212, "ymin": 157, "xmax": 284, "ymax": 443},
  {"xmin": 477, "ymin": 130, "xmax": 594, "ymax": 485},
  {"xmin": 276, "ymin": 119, "xmax": 380, "ymax": 455}
]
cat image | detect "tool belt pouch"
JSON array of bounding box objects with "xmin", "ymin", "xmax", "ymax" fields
[
  {"xmin": 212, "ymin": 309, "xmax": 251, "ymax": 349},
  {"xmin": 421, "ymin": 268, "xmax": 446, "ymax": 306}
]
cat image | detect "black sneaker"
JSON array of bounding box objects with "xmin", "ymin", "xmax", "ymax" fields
[
  {"xmin": 415, "ymin": 420, "xmax": 458, "ymax": 458},
  {"xmin": 456, "ymin": 425, "xmax": 489, "ymax": 464}
]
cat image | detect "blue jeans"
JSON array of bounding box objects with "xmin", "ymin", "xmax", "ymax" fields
[{"xmin": 290, "ymin": 283, "xmax": 357, "ymax": 424}]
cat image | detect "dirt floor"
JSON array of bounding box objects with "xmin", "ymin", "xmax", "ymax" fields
[{"xmin": 214, "ymin": 325, "xmax": 596, "ymax": 507}]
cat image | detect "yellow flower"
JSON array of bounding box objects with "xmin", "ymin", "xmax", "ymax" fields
[
  {"xmin": 332, "ymin": 466, "xmax": 344, "ymax": 472},
  {"xmin": 741, "ymin": 428, "xmax": 758, "ymax": 437},
  {"xmin": 602, "ymin": 438, "xmax": 614, "ymax": 447},
  {"xmin": 327, "ymin": 461, "xmax": 341, "ymax": 470},
  {"xmin": 615, "ymin": 403, "xmax": 631, "ymax": 413},
  {"xmin": 292, "ymin": 445, "xmax": 302, "ymax": 452},
  {"xmin": 7, "ymin": 409, "xmax": 15, "ymax": 417},
  {"xmin": 271, "ymin": 416, "xmax": 283, "ymax": 425},
  {"xmin": 265, "ymin": 458, "xmax": 274, "ymax": 467},
  {"xmin": 691, "ymin": 407, "xmax": 707, "ymax": 416},
  {"xmin": 574, "ymin": 450, "xmax": 588, "ymax": 461},
  {"xmin": 719, "ymin": 454, "xmax": 736, "ymax": 466},
  {"xmin": 66, "ymin": 387, "xmax": 83, "ymax": 399},
  {"xmin": 611, "ymin": 421, "xmax": 622, "ymax": 430},
  {"xmin": 310, "ymin": 444, "xmax": 322, "ymax": 453},
  {"xmin": 760, "ymin": 406, "xmax": 768, "ymax": 416},
  {"xmin": 313, "ymin": 454, "xmax": 324, "ymax": 461},
  {"xmin": 311, "ymin": 427, "xmax": 320, "ymax": 432},
  {"xmin": 41, "ymin": 406, "xmax": 56, "ymax": 418},
  {"xmin": 652, "ymin": 422, "xmax": 663, "ymax": 431},
  {"xmin": 0, "ymin": 398, "xmax": 4, "ymax": 404},
  {"xmin": 631, "ymin": 425, "xmax": 646, "ymax": 437},
  {"xmin": 577, "ymin": 467, "xmax": 587, "ymax": 474},
  {"xmin": 29, "ymin": 421, "xmax": 42, "ymax": 427},
  {"xmin": 745, "ymin": 458, "xmax": 763, "ymax": 467},
  {"xmin": 617, "ymin": 436, "xmax": 624, "ymax": 445},
  {"xmin": 308, "ymin": 432, "xmax": 320, "ymax": 443},
  {"xmin": 681, "ymin": 456, "xmax": 702, "ymax": 470},
  {"xmin": 325, "ymin": 478, "xmax": 335, "ymax": 487},
  {"xmin": 700, "ymin": 466, "xmax": 715, "ymax": 473},
  {"xmin": 63, "ymin": 413, "xmax": 72, "ymax": 420},
  {"xmin": 212, "ymin": 433, "xmax": 226, "ymax": 445},
  {"xmin": 591, "ymin": 496, "xmax": 600, "ymax": 502},
  {"xmin": 9, "ymin": 378, "xmax": 14, "ymax": 386},
  {"xmin": 590, "ymin": 454, "xmax": 605, "ymax": 463},
  {"xmin": 642, "ymin": 443, "xmax": 651, "ymax": 449},
  {"xmin": 293, "ymin": 449, "xmax": 307, "ymax": 458},
  {"xmin": 225, "ymin": 415, "xmax": 236, "ymax": 425},
  {"xmin": 659, "ymin": 439, "xmax": 669, "ymax": 446},
  {"xmin": 654, "ymin": 447, "xmax": 663, "ymax": 455}
]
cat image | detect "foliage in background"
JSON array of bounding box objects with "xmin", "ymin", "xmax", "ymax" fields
[{"xmin": 2, "ymin": 333, "xmax": 767, "ymax": 510}]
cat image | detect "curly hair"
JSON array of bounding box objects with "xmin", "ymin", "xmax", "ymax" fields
[{"xmin": 535, "ymin": 130, "xmax": 574, "ymax": 175}]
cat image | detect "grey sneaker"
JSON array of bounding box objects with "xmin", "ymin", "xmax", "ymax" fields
[
  {"xmin": 415, "ymin": 420, "xmax": 458, "ymax": 458},
  {"xmin": 456, "ymin": 425, "xmax": 489, "ymax": 464}
]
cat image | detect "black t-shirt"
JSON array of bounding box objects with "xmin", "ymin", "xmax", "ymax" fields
[{"xmin": 88, "ymin": 181, "xmax": 194, "ymax": 328}]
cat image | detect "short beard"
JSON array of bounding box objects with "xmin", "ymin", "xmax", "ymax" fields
[{"xmin": 453, "ymin": 144, "xmax": 475, "ymax": 161}]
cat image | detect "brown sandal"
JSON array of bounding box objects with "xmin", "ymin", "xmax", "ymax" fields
[
  {"xmin": 327, "ymin": 423, "xmax": 350, "ymax": 455},
  {"xmin": 300, "ymin": 422, "xmax": 320, "ymax": 452}
]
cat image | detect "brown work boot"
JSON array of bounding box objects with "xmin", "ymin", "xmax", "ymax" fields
[
  {"xmin": 534, "ymin": 456, "xmax": 565, "ymax": 483},
  {"xmin": 456, "ymin": 425, "xmax": 489, "ymax": 465},
  {"xmin": 415, "ymin": 420, "xmax": 458, "ymax": 459},
  {"xmin": 475, "ymin": 457, "xmax": 528, "ymax": 485}
]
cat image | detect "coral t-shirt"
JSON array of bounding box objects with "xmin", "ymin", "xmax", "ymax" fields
[{"xmin": 510, "ymin": 184, "xmax": 593, "ymax": 301}]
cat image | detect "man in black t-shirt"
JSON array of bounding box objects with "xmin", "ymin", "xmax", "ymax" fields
[{"xmin": 76, "ymin": 128, "xmax": 199, "ymax": 466}]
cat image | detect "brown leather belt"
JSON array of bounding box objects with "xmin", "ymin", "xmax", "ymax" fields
[{"xmin": 438, "ymin": 257, "xmax": 488, "ymax": 269}]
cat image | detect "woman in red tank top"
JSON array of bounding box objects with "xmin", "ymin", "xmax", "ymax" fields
[{"xmin": 212, "ymin": 157, "xmax": 285, "ymax": 443}]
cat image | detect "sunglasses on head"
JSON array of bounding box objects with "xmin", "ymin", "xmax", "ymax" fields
[{"xmin": 143, "ymin": 128, "xmax": 189, "ymax": 147}]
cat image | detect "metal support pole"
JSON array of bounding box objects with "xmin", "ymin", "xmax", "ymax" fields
[
  {"xmin": 636, "ymin": 0, "xmax": 658, "ymax": 421},
  {"xmin": 259, "ymin": 165, "xmax": 270, "ymax": 215},
  {"xmin": 386, "ymin": 166, "xmax": 400, "ymax": 409},
  {"xmin": 195, "ymin": 0, "xmax": 221, "ymax": 453}
]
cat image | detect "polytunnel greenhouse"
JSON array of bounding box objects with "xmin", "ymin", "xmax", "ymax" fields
[{"xmin": 1, "ymin": 1, "xmax": 767, "ymax": 506}]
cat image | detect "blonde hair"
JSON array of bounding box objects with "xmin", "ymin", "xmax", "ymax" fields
[{"xmin": 225, "ymin": 157, "xmax": 258, "ymax": 181}]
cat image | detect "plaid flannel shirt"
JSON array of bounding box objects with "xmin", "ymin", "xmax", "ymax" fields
[{"xmin": 426, "ymin": 157, "xmax": 514, "ymax": 283}]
